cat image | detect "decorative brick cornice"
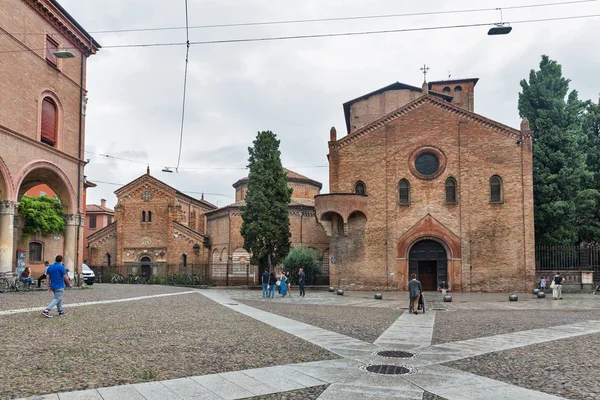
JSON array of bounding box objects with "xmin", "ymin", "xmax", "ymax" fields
[{"xmin": 332, "ymin": 95, "xmax": 522, "ymax": 151}]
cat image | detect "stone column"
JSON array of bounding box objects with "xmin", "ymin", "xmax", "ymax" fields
[
  {"xmin": 63, "ymin": 214, "xmax": 81, "ymax": 283},
  {"xmin": 0, "ymin": 200, "xmax": 17, "ymax": 274}
]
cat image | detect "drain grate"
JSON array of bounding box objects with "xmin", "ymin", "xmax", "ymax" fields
[
  {"xmin": 365, "ymin": 365, "xmax": 410, "ymax": 375},
  {"xmin": 377, "ymin": 350, "xmax": 414, "ymax": 358}
]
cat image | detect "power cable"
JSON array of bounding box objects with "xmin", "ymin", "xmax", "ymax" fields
[
  {"xmin": 9, "ymin": 0, "xmax": 597, "ymax": 35},
  {"xmin": 175, "ymin": 0, "xmax": 191, "ymax": 173},
  {"xmin": 2, "ymin": 13, "xmax": 599, "ymax": 55},
  {"xmin": 90, "ymin": 179, "xmax": 234, "ymax": 199}
]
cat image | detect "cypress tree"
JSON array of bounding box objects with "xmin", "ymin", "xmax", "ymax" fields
[
  {"xmin": 240, "ymin": 131, "xmax": 292, "ymax": 269},
  {"xmin": 518, "ymin": 55, "xmax": 596, "ymax": 245}
]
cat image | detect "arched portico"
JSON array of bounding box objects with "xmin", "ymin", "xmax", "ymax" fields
[{"xmin": 408, "ymin": 239, "xmax": 448, "ymax": 291}]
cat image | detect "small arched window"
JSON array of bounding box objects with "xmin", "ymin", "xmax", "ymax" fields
[
  {"xmin": 29, "ymin": 242, "xmax": 43, "ymax": 262},
  {"xmin": 355, "ymin": 181, "xmax": 366, "ymax": 195},
  {"xmin": 141, "ymin": 211, "xmax": 146, "ymax": 222},
  {"xmin": 442, "ymin": 86, "xmax": 451, "ymax": 94},
  {"xmin": 398, "ymin": 179, "xmax": 410, "ymax": 205},
  {"xmin": 454, "ymin": 86, "xmax": 463, "ymax": 103},
  {"xmin": 445, "ymin": 177, "xmax": 457, "ymax": 204},
  {"xmin": 41, "ymin": 97, "xmax": 58, "ymax": 146},
  {"xmin": 490, "ymin": 175, "xmax": 503, "ymax": 203},
  {"xmin": 148, "ymin": 211, "xmax": 152, "ymax": 223},
  {"xmin": 182, "ymin": 253, "xmax": 187, "ymax": 267}
]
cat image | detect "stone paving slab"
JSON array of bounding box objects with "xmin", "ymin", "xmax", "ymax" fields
[
  {"xmin": 190, "ymin": 375, "xmax": 254, "ymax": 399},
  {"xmin": 96, "ymin": 384, "xmax": 146, "ymax": 400},
  {"xmin": 55, "ymin": 389, "xmax": 104, "ymax": 400},
  {"xmin": 131, "ymin": 382, "xmax": 182, "ymax": 400},
  {"xmin": 160, "ymin": 377, "xmax": 223, "ymax": 399},
  {"xmin": 405, "ymin": 365, "xmax": 566, "ymax": 400},
  {"xmin": 317, "ymin": 382, "xmax": 423, "ymax": 400},
  {"xmin": 374, "ymin": 311, "xmax": 435, "ymax": 350}
]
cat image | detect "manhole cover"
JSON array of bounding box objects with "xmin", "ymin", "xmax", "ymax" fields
[
  {"xmin": 377, "ymin": 350, "xmax": 414, "ymax": 358},
  {"xmin": 365, "ymin": 365, "xmax": 410, "ymax": 375}
]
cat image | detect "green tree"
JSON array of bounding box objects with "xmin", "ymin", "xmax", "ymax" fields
[
  {"xmin": 282, "ymin": 246, "xmax": 321, "ymax": 284},
  {"xmin": 518, "ymin": 55, "xmax": 597, "ymax": 245},
  {"xmin": 241, "ymin": 131, "xmax": 292, "ymax": 269},
  {"xmin": 18, "ymin": 195, "xmax": 64, "ymax": 236}
]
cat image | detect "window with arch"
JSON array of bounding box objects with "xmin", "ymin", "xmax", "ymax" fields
[
  {"xmin": 445, "ymin": 177, "xmax": 457, "ymax": 204},
  {"xmin": 141, "ymin": 211, "xmax": 146, "ymax": 222},
  {"xmin": 398, "ymin": 179, "xmax": 410, "ymax": 205},
  {"xmin": 29, "ymin": 242, "xmax": 43, "ymax": 262},
  {"xmin": 454, "ymin": 86, "xmax": 463, "ymax": 103},
  {"xmin": 148, "ymin": 211, "xmax": 152, "ymax": 223},
  {"xmin": 490, "ymin": 175, "xmax": 503, "ymax": 203},
  {"xmin": 442, "ymin": 86, "xmax": 451, "ymax": 94},
  {"xmin": 355, "ymin": 181, "xmax": 366, "ymax": 195},
  {"xmin": 182, "ymin": 253, "xmax": 187, "ymax": 267},
  {"xmin": 41, "ymin": 97, "xmax": 58, "ymax": 146}
]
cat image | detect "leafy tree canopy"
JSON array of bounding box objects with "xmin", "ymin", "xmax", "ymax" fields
[
  {"xmin": 240, "ymin": 131, "xmax": 292, "ymax": 269},
  {"xmin": 18, "ymin": 195, "xmax": 64, "ymax": 236},
  {"xmin": 282, "ymin": 246, "xmax": 321, "ymax": 285},
  {"xmin": 518, "ymin": 55, "xmax": 599, "ymax": 245}
]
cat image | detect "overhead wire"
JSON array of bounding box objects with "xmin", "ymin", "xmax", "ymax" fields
[
  {"xmin": 9, "ymin": 0, "xmax": 597, "ymax": 35},
  {"xmin": 2, "ymin": 13, "xmax": 600, "ymax": 55},
  {"xmin": 175, "ymin": 0, "xmax": 191, "ymax": 173},
  {"xmin": 89, "ymin": 179, "xmax": 234, "ymax": 199}
]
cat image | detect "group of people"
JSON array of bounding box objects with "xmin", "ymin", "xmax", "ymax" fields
[{"xmin": 261, "ymin": 268, "xmax": 305, "ymax": 298}]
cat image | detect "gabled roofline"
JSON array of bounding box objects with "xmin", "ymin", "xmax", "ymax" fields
[
  {"xmin": 114, "ymin": 174, "xmax": 217, "ymax": 210},
  {"xmin": 342, "ymin": 82, "xmax": 453, "ymax": 134},
  {"xmin": 86, "ymin": 221, "xmax": 116, "ymax": 242},
  {"xmin": 333, "ymin": 94, "xmax": 521, "ymax": 150},
  {"xmin": 428, "ymin": 78, "xmax": 479, "ymax": 87}
]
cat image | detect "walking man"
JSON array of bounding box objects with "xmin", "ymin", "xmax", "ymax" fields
[
  {"xmin": 261, "ymin": 269, "xmax": 270, "ymax": 298},
  {"xmin": 408, "ymin": 273, "xmax": 422, "ymax": 315},
  {"xmin": 42, "ymin": 255, "xmax": 72, "ymax": 318},
  {"xmin": 298, "ymin": 268, "xmax": 305, "ymax": 297}
]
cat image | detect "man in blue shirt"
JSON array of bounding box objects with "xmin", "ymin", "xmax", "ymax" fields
[
  {"xmin": 42, "ymin": 255, "xmax": 72, "ymax": 318},
  {"xmin": 261, "ymin": 269, "xmax": 270, "ymax": 298}
]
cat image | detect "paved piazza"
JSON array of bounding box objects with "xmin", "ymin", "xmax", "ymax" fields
[{"xmin": 1, "ymin": 286, "xmax": 599, "ymax": 399}]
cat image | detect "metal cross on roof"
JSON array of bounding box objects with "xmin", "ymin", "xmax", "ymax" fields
[{"xmin": 420, "ymin": 64, "xmax": 430, "ymax": 82}]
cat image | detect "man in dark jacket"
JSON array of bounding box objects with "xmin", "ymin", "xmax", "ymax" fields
[
  {"xmin": 408, "ymin": 273, "xmax": 422, "ymax": 315},
  {"xmin": 261, "ymin": 269, "xmax": 270, "ymax": 298}
]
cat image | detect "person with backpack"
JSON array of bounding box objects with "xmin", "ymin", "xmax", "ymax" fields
[{"xmin": 42, "ymin": 255, "xmax": 72, "ymax": 318}]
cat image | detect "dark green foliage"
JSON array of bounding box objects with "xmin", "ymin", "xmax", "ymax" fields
[
  {"xmin": 518, "ymin": 55, "xmax": 600, "ymax": 245},
  {"xmin": 18, "ymin": 196, "xmax": 64, "ymax": 236},
  {"xmin": 283, "ymin": 246, "xmax": 321, "ymax": 284},
  {"xmin": 240, "ymin": 131, "xmax": 293, "ymax": 269}
]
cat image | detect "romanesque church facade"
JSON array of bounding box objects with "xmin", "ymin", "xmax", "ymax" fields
[{"xmin": 315, "ymin": 79, "xmax": 535, "ymax": 292}]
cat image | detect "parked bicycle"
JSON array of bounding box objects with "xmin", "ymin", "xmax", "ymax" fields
[
  {"xmin": 0, "ymin": 272, "xmax": 25, "ymax": 292},
  {"xmin": 110, "ymin": 274, "xmax": 124, "ymax": 284}
]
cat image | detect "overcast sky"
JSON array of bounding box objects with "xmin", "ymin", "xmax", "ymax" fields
[{"xmin": 57, "ymin": 0, "xmax": 600, "ymax": 209}]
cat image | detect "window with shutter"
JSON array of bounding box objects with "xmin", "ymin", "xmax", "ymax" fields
[
  {"xmin": 398, "ymin": 179, "xmax": 410, "ymax": 205},
  {"xmin": 89, "ymin": 215, "xmax": 97, "ymax": 229},
  {"xmin": 107, "ymin": 216, "xmax": 113, "ymax": 225},
  {"xmin": 29, "ymin": 242, "xmax": 43, "ymax": 262},
  {"xmin": 490, "ymin": 175, "xmax": 503, "ymax": 203},
  {"xmin": 445, "ymin": 178, "xmax": 457, "ymax": 204},
  {"xmin": 45, "ymin": 36, "xmax": 58, "ymax": 65},
  {"xmin": 41, "ymin": 98, "xmax": 57, "ymax": 146}
]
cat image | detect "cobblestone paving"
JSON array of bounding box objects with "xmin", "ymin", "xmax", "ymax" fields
[
  {"xmin": 445, "ymin": 332, "xmax": 600, "ymax": 400},
  {"xmin": 0, "ymin": 283, "xmax": 192, "ymax": 311},
  {"xmin": 433, "ymin": 308, "xmax": 600, "ymax": 344},
  {"xmin": 240, "ymin": 384, "xmax": 329, "ymax": 399},
  {"xmin": 0, "ymin": 289, "xmax": 336, "ymax": 399},
  {"xmin": 241, "ymin": 299, "xmax": 404, "ymax": 343}
]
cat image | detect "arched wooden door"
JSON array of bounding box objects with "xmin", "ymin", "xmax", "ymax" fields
[{"xmin": 408, "ymin": 240, "xmax": 447, "ymax": 291}]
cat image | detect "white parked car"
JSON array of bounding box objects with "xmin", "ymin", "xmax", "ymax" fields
[{"xmin": 82, "ymin": 264, "xmax": 95, "ymax": 285}]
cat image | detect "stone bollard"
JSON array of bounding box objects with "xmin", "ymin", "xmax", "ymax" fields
[
  {"xmin": 509, "ymin": 294, "xmax": 518, "ymax": 301},
  {"xmin": 328, "ymin": 286, "xmax": 335, "ymax": 292},
  {"xmin": 533, "ymin": 288, "xmax": 540, "ymax": 295},
  {"xmin": 537, "ymin": 291, "xmax": 546, "ymax": 299},
  {"xmin": 374, "ymin": 292, "xmax": 383, "ymax": 300},
  {"xmin": 337, "ymin": 289, "xmax": 344, "ymax": 296},
  {"xmin": 443, "ymin": 294, "xmax": 452, "ymax": 302}
]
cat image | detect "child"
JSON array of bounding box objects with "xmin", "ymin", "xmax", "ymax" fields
[{"xmin": 540, "ymin": 276, "xmax": 546, "ymax": 290}]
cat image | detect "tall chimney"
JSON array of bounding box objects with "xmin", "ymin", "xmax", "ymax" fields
[
  {"xmin": 330, "ymin": 127, "xmax": 337, "ymax": 142},
  {"xmin": 100, "ymin": 199, "xmax": 106, "ymax": 208}
]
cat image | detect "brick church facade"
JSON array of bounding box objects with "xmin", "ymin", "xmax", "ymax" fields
[{"xmin": 315, "ymin": 79, "xmax": 535, "ymax": 292}]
